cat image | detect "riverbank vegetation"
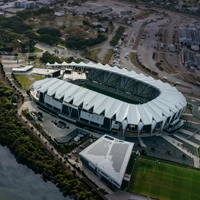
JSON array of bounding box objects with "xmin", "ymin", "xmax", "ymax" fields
[{"xmin": 0, "ymin": 81, "xmax": 95, "ymax": 200}]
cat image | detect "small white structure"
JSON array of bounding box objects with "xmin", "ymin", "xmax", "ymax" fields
[
  {"xmin": 74, "ymin": 136, "xmax": 80, "ymax": 142},
  {"xmin": 168, "ymin": 44, "xmax": 176, "ymax": 52},
  {"xmin": 99, "ymin": 28, "xmax": 105, "ymax": 32},
  {"xmin": 118, "ymin": 39, "xmax": 122, "ymax": 46},
  {"xmin": 12, "ymin": 65, "xmax": 34, "ymax": 74},
  {"xmin": 191, "ymin": 45, "xmax": 199, "ymax": 51},
  {"xmin": 93, "ymin": 22, "xmax": 101, "ymax": 26},
  {"xmin": 54, "ymin": 11, "xmax": 64, "ymax": 16}
]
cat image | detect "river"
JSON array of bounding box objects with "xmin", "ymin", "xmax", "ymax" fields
[{"xmin": 0, "ymin": 146, "xmax": 70, "ymax": 200}]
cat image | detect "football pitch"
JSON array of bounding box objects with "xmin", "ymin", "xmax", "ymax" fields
[{"xmin": 128, "ymin": 157, "xmax": 200, "ymax": 200}]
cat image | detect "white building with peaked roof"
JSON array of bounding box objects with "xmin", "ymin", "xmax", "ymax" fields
[{"xmin": 79, "ymin": 135, "xmax": 134, "ymax": 188}]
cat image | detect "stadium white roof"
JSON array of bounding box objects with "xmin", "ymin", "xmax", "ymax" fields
[
  {"xmin": 79, "ymin": 135, "xmax": 134, "ymax": 188},
  {"xmin": 31, "ymin": 62, "xmax": 187, "ymax": 128}
]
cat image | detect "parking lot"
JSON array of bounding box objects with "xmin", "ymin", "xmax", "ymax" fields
[{"xmin": 21, "ymin": 101, "xmax": 78, "ymax": 139}]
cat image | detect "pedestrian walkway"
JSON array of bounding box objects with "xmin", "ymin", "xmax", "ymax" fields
[
  {"xmin": 181, "ymin": 129, "xmax": 194, "ymax": 137},
  {"xmin": 82, "ymin": 166, "xmax": 114, "ymax": 194},
  {"xmin": 187, "ymin": 121, "xmax": 200, "ymax": 125},
  {"xmin": 182, "ymin": 113, "xmax": 193, "ymax": 116},
  {"xmin": 162, "ymin": 135, "xmax": 200, "ymax": 168},
  {"xmin": 174, "ymin": 134, "xmax": 199, "ymax": 148}
]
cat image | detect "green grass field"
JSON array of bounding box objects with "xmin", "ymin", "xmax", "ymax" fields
[
  {"xmin": 102, "ymin": 49, "xmax": 113, "ymax": 64},
  {"xmin": 85, "ymin": 49, "xmax": 101, "ymax": 62},
  {"xmin": 128, "ymin": 157, "xmax": 200, "ymax": 200},
  {"xmin": 14, "ymin": 75, "xmax": 32, "ymax": 89},
  {"xmin": 31, "ymin": 74, "xmax": 44, "ymax": 81},
  {"xmin": 34, "ymin": 47, "xmax": 43, "ymax": 53}
]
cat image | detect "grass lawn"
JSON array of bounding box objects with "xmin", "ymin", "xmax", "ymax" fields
[
  {"xmin": 102, "ymin": 49, "xmax": 113, "ymax": 64},
  {"xmin": 31, "ymin": 74, "xmax": 44, "ymax": 81},
  {"xmin": 85, "ymin": 49, "xmax": 101, "ymax": 62},
  {"xmin": 128, "ymin": 157, "xmax": 200, "ymax": 200},
  {"xmin": 14, "ymin": 75, "xmax": 32, "ymax": 89},
  {"xmin": 34, "ymin": 47, "xmax": 43, "ymax": 53}
]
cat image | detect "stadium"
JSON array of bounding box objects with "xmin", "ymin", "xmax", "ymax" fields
[{"xmin": 30, "ymin": 62, "xmax": 187, "ymax": 136}]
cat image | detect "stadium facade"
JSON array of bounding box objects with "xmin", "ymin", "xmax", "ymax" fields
[{"xmin": 30, "ymin": 62, "xmax": 187, "ymax": 136}]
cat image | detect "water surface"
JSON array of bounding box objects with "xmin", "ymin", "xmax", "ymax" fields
[{"xmin": 0, "ymin": 145, "xmax": 70, "ymax": 200}]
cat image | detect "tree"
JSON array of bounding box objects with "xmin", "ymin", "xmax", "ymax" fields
[
  {"xmin": 40, "ymin": 51, "xmax": 61, "ymax": 64},
  {"xmin": 39, "ymin": 34, "xmax": 56, "ymax": 45},
  {"xmin": 14, "ymin": 53, "xmax": 18, "ymax": 64},
  {"xmin": 54, "ymin": 49, "xmax": 59, "ymax": 56},
  {"xmin": 37, "ymin": 27, "xmax": 61, "ymax": 38},
  {"xmin": 27, "ymin": 40, "xmax": 36, "ymax": 53}
]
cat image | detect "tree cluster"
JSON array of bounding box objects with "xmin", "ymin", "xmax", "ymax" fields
[
  {"xmin": 0, "ymin": 81, "xmax": 96, "ymax": 200},
  {"xmin": 0, "ymin": 16, "xmax": 32, "ymax": 34},
  {"xmin": 25, "ymin": 29, "xmax": 60, "ymax": 45},
  {"xmin": 11, "ymin": 73, "xmax": 22, "ymax": 88},
  {"xmin": 40, "ymin": 51, "xmax": 61, "ymax": 64},
  {"xmin": 65, "ymin": 34, "xmax": 107, "ymax": 50},
  {"xmin": 0, "ymin": 30, "xmax": 36, "ymax": 53},
  {"xmin": 37, "ymin": 27, "xmax": 61, "ymax": 38},
  {"xmin": 110, "ymin": 26, "xmax": 125, "ymax": 46}
]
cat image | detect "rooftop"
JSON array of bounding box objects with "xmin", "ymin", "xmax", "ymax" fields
[{"xmin": 79, "ymin": 135, "xmax": 134, "ymax": 188}]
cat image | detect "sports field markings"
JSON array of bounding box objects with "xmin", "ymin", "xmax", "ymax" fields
[{"xmin": 128, "ymin": 156, "xmax": 200, "ymax": 200}]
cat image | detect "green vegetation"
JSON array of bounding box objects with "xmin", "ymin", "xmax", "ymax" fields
[
  {"xmin": 25, "ymin": 27, "xmax": 62, "ymax": 45},
  {"xmin": 102, "ymin": 49, "xmax": 113, "ymax": 64},
  {"xmin": 65, "ymin": 34, "xmax": 107, "ymax": 50},
  {"xmin": 14, "ymin": 75, "xmax": 32, "ymax": 89},
  {"xmin": 0, "ymin": 30, "xmax": 36, "ymax": 53},
  {"xmin": 34, "ymin": 47, "xmax": 43, "ymax": 53},
  {"xmin": 110, "ymin": 26, "xmax": 125, "ymax": 46},
  {"xmin": 0, "ymin": 81, "xmax": 96, "ymax": 199},
  {"xmin": 31, "ymin": 74, "xmax": 44, "ymax": 81},
  {"xmin": 0, "ymin": 16, "xmax": 32, "ymax": 34},
  {"xmin": 85, "ymin": 49, "xmax": 101, "ymax": 62},
  {"xmin": 128, "ymin": 157, "xmax": 200, "ymax": 200},
  {"xmin": 40, "ymin": 51, "xmax": 83, "ymax": 64},
  {"xmin": 40, "ymin": 51, "xmax": 61, "ymax": 64},
  {"xmin": 37, "ymin": 27, "xmax": 61, "ymax": 38},
  {"xmin": 25, "ymin": 29, "xmax": 59, "ymax": 45},
  {"xmin": 65, "ymin": 57, "xmax": 83, "ymax": 63}
]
